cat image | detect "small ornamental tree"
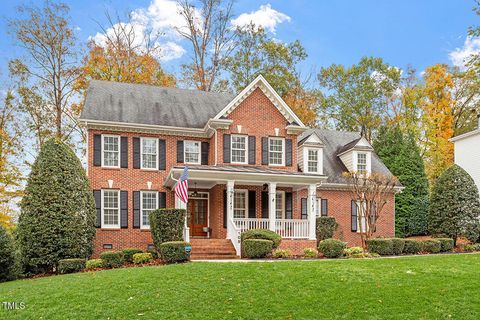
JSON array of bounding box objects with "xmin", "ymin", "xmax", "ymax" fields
[
  {"xmin": 429, "ymin": 164, "xmax": 480, "ymax": 245},
  {"xmin": 17, "ymin": 139, "xmax": 96, "ymax": 274}
]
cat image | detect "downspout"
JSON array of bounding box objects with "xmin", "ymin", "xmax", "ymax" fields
[{"xmin": 206, "ymin": 122, "xmax": 218, "ymax": 166}]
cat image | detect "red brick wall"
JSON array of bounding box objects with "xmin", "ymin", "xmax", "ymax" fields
[{"xmin": 278, "ymin": 240, "xmax": 317, "ymax": 256}]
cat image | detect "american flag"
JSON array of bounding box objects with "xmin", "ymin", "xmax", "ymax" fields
[{"xmin": 175, "ymin": 166, "xmax": 189, "ymax": 204}]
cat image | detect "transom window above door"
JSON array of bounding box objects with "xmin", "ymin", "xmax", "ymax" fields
[
  {"xmin": 184, "ymin": 141, "xmax": 201, "ymax": 164},
  {"xmin": 141, "ymin": 138, "xmax": 158, "ymax": 169},
  {"xmin": 269, "ymin": 138, "xmax": 284, "ymax": 166},
  {"xmin": 102, "ymin": 135, "xmax": 120, "ymax": 168},
  {"xmin": 231, "ymin": 135, "xmax": 247, "ymax": 164}
]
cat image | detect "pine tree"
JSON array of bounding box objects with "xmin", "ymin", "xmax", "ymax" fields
[
  {"xmin": 0, "ymin": 226, "xmax": 15, "ymax": 282},
  {"xmin": 373, "ymin": 126, "xmax": 429, "ymax": 237},
  {"xmin": 17, "ymin": 139, "xmax": 96, "ymax": 274},
  {"xmin": 429, "ymin": 164, "xmax": 480, "ymax": 245}
]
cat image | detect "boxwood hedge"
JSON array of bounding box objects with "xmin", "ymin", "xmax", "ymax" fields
[
  {"xmin": 159, "ymin": 241, "xmax": 190, "ymax": 263},
  {"xmin": 243, "ymin": 239, "xmax": 273, "ymax": 258},
  {"xmin": 318, "ymin": 239, "xmax": 346, "ymax": 258},
  {"xmin": 241, "ymin": 229, "xmax": 281, "ymax": 249}
]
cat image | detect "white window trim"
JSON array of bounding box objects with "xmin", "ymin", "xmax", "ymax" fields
[
  {"xmin": 268, "ymin": 137, "xmax": 285, "ymax": 166},
  {"xmin": 140, "ymin": 191, "xmax": 158, "ymax": 229},
  {"xmin": 275, "ymin": 190, "xmax": 286, "ymax": 219},
  {"xmin": 230, "ymin": 134, "xmax": 248, "ymax": 164},
  {"xmin": 233, "ymin": 189, "xmax": 248, "ymax": 219},
  {"xmin": 101, "ymin": 134, "xmax": 120, "ymax": 168},
  {"xmin": 353, "ymin": 151, "xmax": 371, "ymax": 174},
  {"xmin": 184, "ymin": 140, "xmax": 201, "ymax": 165},
  {"xmin": 140, "ymin": 137, "xmax": 159, "ymax": 170},
  {"xmin": 101, "ymin": 189, "xmax": 120, "ymax": 229},
  {"xmin": 304, "ymin": 147, "xmax": 323, "ymax": 174}
]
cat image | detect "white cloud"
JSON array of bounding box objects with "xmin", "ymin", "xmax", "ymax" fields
[
  {"xmin": 449, "ymin": 36, "xmax": 480, "ymax": 70},
  {"xmin": 160, "ymin": 41, "xmax": 186, "ymax": 61},
  {"xmin": 231, "ymin": 4, "xmax": 291, "ymax": 33}
]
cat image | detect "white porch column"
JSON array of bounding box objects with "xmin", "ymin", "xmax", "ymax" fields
[
  {"xmin": 268, "ymin": 182, "xmax": 277, "ymax": 232},
  {"xmin": 226, "ymin": 180, "xmax": 235, "ymax": 229},
  {"xmin": 307, "ymin": 184, "xmax": 317, "ymax": 240},
  {"xmin": 175, "ymin": 195, "xmax": 189, "ymax": 242}
]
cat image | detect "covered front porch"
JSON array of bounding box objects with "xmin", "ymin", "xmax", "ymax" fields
[{"xmin": 165, "ymin": 165, "xmax": 326, "ymax": 256}]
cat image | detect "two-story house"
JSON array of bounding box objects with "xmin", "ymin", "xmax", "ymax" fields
[{"xmin": 80, "ymin": 75, "xmax": 397, "ymax": 259}]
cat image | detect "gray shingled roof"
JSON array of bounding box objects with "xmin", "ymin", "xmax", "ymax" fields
[
  {"xmin": 298, "ymin": 129, "xmax": 396, "ymax": 184},
  {"xmin": 80, "ymin": 80, "xmax": 234, "ymax": 128}
]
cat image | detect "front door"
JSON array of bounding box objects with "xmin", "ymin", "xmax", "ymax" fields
[{"xmin": 188, "ymin": 198, "xmax": 208, "ymax": 237}]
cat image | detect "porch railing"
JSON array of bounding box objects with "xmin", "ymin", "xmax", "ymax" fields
[
  {"xmin": 227, "ymin": 218, "xmax": 241, "ymax": 256},
  {"xmin": 233, "ymin": 218, "xmax": 270, "ymax": 233},
  {"xmin": 233, "ymin": 218, "xmax": 310, "ymax": 239}
]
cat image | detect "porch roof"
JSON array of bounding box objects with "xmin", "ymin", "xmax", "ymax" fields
[{"xmin": 164, "ymin": 165, "xmax": 326, "ymax": 188}]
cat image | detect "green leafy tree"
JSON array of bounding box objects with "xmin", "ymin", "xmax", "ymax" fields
[
  {"xmin": 374, "ymin": 126, "xmax": 429, "ymax": 237},
  {"xmin": 0, "ymin": 226, "xmax": 16, "ymax": 282},
  {"xmin": 318, "ymin": 56, "xmax": 401, "ymax": 142},
  {"xmin": 429, "ymin": 164, "xmax": 480, "ymax": 245},
  {"xmin": 17, "ymin": 139, "xmax": 96, "ymax": 274}
]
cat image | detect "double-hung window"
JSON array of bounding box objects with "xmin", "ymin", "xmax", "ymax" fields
[
  {"xmin": 102, "ymin": 135, "xmax": 120, "ymax": 168},
  {"xmin": 357, "ymin": 153, "xmax": 367, "ymax": 174},
  {"xmin": 231, "ymin": 135, "xmax": 247, "ymax": 164},
  {"xmin": 102, "ymin": 190, "xmax": 120, "ymax": 228},
  {"xmin": 184, "ymin": 141, "xmax": 200, "ymax": 164},
  {"xmin": 141, "ymin": 138, "xmax": 158, "ymax": 169},
  {"xmin": 269, "ymin": 138, "xmax": 284, "ymax": 166},
  {"xmin": 307, "ymin": 149, "xmax": 319, "ymax": 173},
  {"xmin": 141, "ymin": 191, "xmax": 157, "ymax": 229},
  {"xmin": 275, "ymin": 191, "xmax": 285, "ymax": 219},
  {"xmin": 233, "ymin": 190, "xmax": 247, "ymax": 219}
]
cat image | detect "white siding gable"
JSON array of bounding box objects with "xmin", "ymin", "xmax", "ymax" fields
[{"xmin": 454, "ymin": 134, "xmax": 480, "ymax": 194}]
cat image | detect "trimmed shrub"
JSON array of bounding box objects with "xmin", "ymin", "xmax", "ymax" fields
[
  {"xmin": 390, "ymin": 238, "xmax": 406, "ymax": 255},
  {"xmin": 57, "ymin": 259, "xmax": 86, "ymax": 274},
  {"xmin": 132, "ymin": 253, "xmax": 153, "ymax": 264},
  {"xmin": 461, "ymin": 243, "xmax": 480, "ymax": 252},
  {"xmin": 272, "ymin": 249, "xmax": 291, "ymax": 259},
  {"xmin": 403, "ymin": 240, "xmax": 423, "ymax": 254},
  {"xmin": 343, "ymin": 246, "xmax": 364, "ymax": 257},
  {"xmin": 17, "ymin": 139, "xmax": 96, "ymax": 275},
  {"xmin": 436, "ymin": 238, "xmax": 454, "ymax": 252},
  {"xmin": 86, "ymin": 259, "xmax": 103, "ymax": 269},
  {"xmin": 150, "ymin": 209, "xmax": 186, "ymax": 252},
  {"xmin": 366, "ymin": 238, "xmax": 394, "ymax": 255},
  {"xmin": 422, "ymin": 240, "xmax": 441, "ymax": 253},
  {"xmin": 303, "ymin": 248, "xmax": 317, "ymax": 258},
  {"xmin": 122, "ymin": 248, "xmax": 143, "ymax": 263},
  {"xmin": 100, "ymin": 251, "xmax": 125, "ymax": 268},
  {"xmin": 159, "ymin": 241, "xmax": 190, "ymax": 263},
  {"xmin": 241, "ymin": 229, "xmax": 281, "ymax": 249},
  {"xmin": 316, "ymin": 217, "xmax": 338, "ymax": 242},
  {"xmin": 0, "ymin": 226, "xmax": 16, "ymax": 282},
  {"xmin": 147, "ymin": 249, "xmax": 159, "ymax": 260},
  {"xmin": 243, "ymin": 239, "xmax": 273, "ymax": 258},
  {"xmin": 318, "ymin": 239, "xmax": 346, "ymax": 258}
]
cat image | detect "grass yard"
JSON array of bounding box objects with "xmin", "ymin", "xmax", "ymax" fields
[{"xmin": 0, "ymin": 254, "xmax": 479, "ymax": 319}]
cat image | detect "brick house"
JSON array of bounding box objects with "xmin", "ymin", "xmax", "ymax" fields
[{"xmin": 80, "ymin": 75, "xmax": 398, "ymax": 259}]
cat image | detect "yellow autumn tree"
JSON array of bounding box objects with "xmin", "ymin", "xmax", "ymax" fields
[
  {"xmin": 421, "ymin": 64, "xmax": 454, "ymax": 184},
  {"xmin": 282, "ymin": 82, "xmax": 319, "ymax": 127}
]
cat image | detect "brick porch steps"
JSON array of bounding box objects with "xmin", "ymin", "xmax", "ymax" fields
[{"xmin": 190, "ymin": 239, "xmax": 239, "ymax": 260}]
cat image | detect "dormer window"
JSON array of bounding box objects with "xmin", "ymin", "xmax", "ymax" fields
[
  {"xmin": 307, "ymin": 149, "xmax": 319, "ymax": 173},
  {"xmin": 231, "ymin": 135, "xmax": 247, "ymax": 164},
  {"xmin": 357, "ymin": 152, "xmax": 367, "ymax": 173}
]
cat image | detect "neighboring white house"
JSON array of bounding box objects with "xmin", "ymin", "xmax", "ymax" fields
[{"xmin": 451, "ymin": 116, "xmax": 480, "ymax": 193}]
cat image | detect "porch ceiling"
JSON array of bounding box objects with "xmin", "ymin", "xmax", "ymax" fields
[{"xmin": 164, "ymin": 165, "xmax": 327, "ymax": 188}]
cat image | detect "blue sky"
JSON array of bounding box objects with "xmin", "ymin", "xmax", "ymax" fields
[{"xmin": 0, "ymin": 0, "xmax": 478, "ymax": 83}]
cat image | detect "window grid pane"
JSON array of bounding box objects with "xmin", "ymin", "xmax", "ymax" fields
[
  {"xmin": 103, "ymin": 190, "xmax": 119, "ymax": 226},
  {"xmin": 357, "ymin": 153, "xmax": 367, "ymax": 172},
  {"xmin": 275, "ymin": 192, "xmax": 284, "ymax": 219},
  {"xmin": 142, "ymin": 138, "xmax": 157, "ymax": 169},
  {"xmin": 103, "ymin": 136, "xmax": 119, "ymax": 167},
  {"xmin": 231, "ymin": 136, "xmax": 247, "ymax": 163},
  {"xmin": 307, "ymin": 149, "xmax": 318, "ymax": 172},
  {"xmin": 142, "ymin": 192, "xmax": 157, "ymax": 227},
  {"xmin": 185, "ymin": 141, "xmax": 200, "ymax": 164},
  {"xmin": 269, "ymin": 139, "xmax": 283, "ymax": 165},
  {"xmin": 233, "ymin": 191, "xmax": 246, "ymax": 219}
]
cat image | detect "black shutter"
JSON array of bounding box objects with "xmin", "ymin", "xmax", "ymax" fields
[
  {"xmin": 133, "ymin": 138, "xmax": 140, "ymax": 169},
  {"xmin": 93, "ymin": 190, "xmax": 101, "ymax": 227},
  {"xmin": 301, "ymin": 198, "xmax": 307, "ymax": 220},
  {"xmin": 351, "ymin": 200, "xmax": 358, "ymax": 232},
  {"xmin": 261, "ymin": 137, "xmax": 268, "ymax": 165},
  {"xmin": 261, "ymin": 191, "xmax": 268, "ymax": 218},
  {"xmin": 201, "ymin": 142, "xmax": 209, "ymax": 165},
  {"xmin": 248, "ymin": 136, "xmax": 256, "ymax": 164},
  {"xmin": 133, "ymin": 191, "xmax": 140, "ymax": 228},
  {"xmin": 177, "ymin": 140, "xmax": 184, "ymax": 163},
  {"xmin": 321, "ymin": 199, "xmax": 328, "ymax": 216},
  {"xmin": 158, "ymin": 139, "xmax": 166, "ymax": 170},
  {"xmin": 120, "ymin": 137, "xmax": 128, "ymax": 168},
  {"xmin": 120, "ymin": 191, "xmax": 128, "ymax": 228},
  {"xmin": 158, "ymin": 192, "xmax": 166, "ymax": 209},
  {"xmin": 285, "ymin": 139, "xmax": 292, "ymax": 166},
  {"xmin": 223, "ymin": 190, "xmax": 227, "ymax": 228},
  {"xmin": 223, "ymin": 134, "xmax": 231, "ymax": 163},
  {"xmin": 285, "ymin": 192, "xmax": 293, "ymax": 219},
  {"xmin": 248, "ymin": 190, "xmax": 256, "ymax": 218},
  {"xmin": 93, "ymin": 134, "xmax": 101, "ymax": 166}
]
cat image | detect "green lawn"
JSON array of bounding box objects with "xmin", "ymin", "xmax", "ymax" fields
[{"xmin": 0, "ymin": 254, "xmax": 479, "ymax": 319}]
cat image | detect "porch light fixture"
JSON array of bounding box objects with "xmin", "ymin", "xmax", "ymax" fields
[
  {"xmin": 263, "ymin": 183, "xmax": 268, "ymax": 191},
  {"xmin": 191, "ymin": 182, "xmax": 200, "ymax": 198}
]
